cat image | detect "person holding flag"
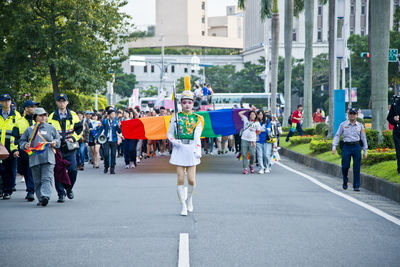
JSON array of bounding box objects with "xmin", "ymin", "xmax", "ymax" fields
[
  {"xmin": 167, "ymin": 76, "xmax": 204, "ymax": 216},
  {"xmin": 19, "ymin": 108, "xmax": 60, "ymax": 206}
]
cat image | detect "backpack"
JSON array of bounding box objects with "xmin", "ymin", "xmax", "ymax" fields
[{"xmin": 288, "ymin": 114, "xmax": 292, "ymax": 125}]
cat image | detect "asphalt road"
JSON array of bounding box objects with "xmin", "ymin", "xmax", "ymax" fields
[{"xmin": 1, "ymin": 153, "xmax": 400, "ymax": 267}]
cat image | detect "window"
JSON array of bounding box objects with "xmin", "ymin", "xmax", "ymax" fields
[
  {"xmin": 131, "ymin": 66, "xmax": 134, "ymax": 73},
  {"xmin": 212, "ymin": 33, "xmax": 216, "ymax": 37},
  {"xmin": 350, "ymin": 29, "xmax": 354, "ymax": 35},
  {"xmin": 151, "ymin": 65, "xmax": 154, "ymax": 73},
  {"xmin": 317, "ymin": 30, "xmax": 322, "ymax": 42},
  {"xmin": 318, "ymin": 5, "xmax": 322, "ymax": 16},
  {"xmin": 361, "ymin": 28, "xmax": 365, "ymax": 36},
  {"xmin": 201, "ymin": 1, "xmax": 205, "ymax": 10},
  {"xmin": 191, "ymin": 69, "xmax": 195, "ymax": 73},
  {"xmin": 292, "ymin": 30, "xmax": 297, "ymax": 41},
  {"xmin": 361, "ymin": 5, "xmax": 365, "ymax": 15},
  {"xmin": 202, "ymin": 31, "xmax": 205, "ymax": 36},
  {"xmin": 171, "ymin": 65, "xmax": 175, "ymax": 73},
  {"xmin": 350, "ymin": 5, "xmax": 354, "ymax": 15},
  {"xmin": 164, "ymin": 66, "xmax": 168, "ymax": 73},
  {"xmin": 184, "ymin": 68, "xmax": 188, "ymax": 73},
  {"xmin": 202, "ymin": 16, "xmax": 205, "ymax": 24},
  {"xmin": 144, "ymin": 66, "xmax": 147, "ymax": 73}
]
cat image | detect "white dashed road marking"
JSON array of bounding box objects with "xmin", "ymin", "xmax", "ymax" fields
[{"xmin": 178, "ymin": 233, "xmax": 190, "ymax": 267}]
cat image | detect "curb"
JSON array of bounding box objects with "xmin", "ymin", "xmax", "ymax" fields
[{"xmin": 280, "ymin": 147, "xmax": 400, "ymax": 203}]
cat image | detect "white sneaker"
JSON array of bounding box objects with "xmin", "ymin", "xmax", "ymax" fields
[
  {"xmin": 125, "ymin": 165, "xmax": 130, "ymax": 169},
  {"xmin": 265, "ymin": 168, "xmax": 271, "ymax": 174},
  {"xmin": 258, "ymin": 169, "xmax": 264, "ymax": 174},
  {"xmin": 129, "ymin": 162, "xmax": 135, "ymax": 168}
]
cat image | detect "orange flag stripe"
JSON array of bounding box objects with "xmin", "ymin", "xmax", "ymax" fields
[{"xmin": 141, "ymin": 116, "xmax": 171, "ymax": 140}]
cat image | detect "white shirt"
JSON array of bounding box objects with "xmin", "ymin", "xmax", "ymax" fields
[
  {"xmin": 241, "ymin": 117, "xmax": 261, "ymax": 142},
  {"xmin": 194, "ymin": 88, "xmax": 202, "ymax": 98}
]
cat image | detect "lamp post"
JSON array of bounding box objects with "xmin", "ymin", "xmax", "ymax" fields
[
  {"xmin": 261, "ymin": 42, "xmax": 270, "ymax": 110},
  {"xmin": 159, "ymin": 35, "xmax": 165, "ymax": 97}
]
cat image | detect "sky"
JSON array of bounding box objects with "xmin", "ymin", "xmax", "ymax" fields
[{"xmin": 121, "ymin": 0, "xmax": 238, "ymax": 27}]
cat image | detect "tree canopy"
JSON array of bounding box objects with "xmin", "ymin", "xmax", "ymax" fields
[{"xmin": 0, "ymin": 0, "xmax": 131, "ymax": 101}]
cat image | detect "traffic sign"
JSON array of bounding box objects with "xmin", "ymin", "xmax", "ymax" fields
[{"xmin": 389, "ymin": 48, "xmax": 398, "ymax": 62}]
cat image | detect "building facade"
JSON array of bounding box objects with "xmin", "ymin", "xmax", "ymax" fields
[
  {"xmin": 129, "ymin": 0, "xmax": 243, "ymax": 49},
  {"xmin": 243, "ymin": 0, "xmax": 398, "ymax": 63},
  {"xmin": 130, "ymin": 54, "xmax": 244, "ymax": 90}
]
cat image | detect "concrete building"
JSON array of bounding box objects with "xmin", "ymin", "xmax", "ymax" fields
[
  {"xmin": 130, "ymin": 54, "xmax": 243, "ymax": 90},
  {"xmin": 129, "ymin": 0, "xmax": 243, "ymax": 49},
  {"xmin": 243, "ymin": 0, "xmax": 399, "ymax": 63}
]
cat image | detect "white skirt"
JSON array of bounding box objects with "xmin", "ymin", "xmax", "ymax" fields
[{"xmin": 169, "ymin": 143, "xmax": 200, "ymax": 167}]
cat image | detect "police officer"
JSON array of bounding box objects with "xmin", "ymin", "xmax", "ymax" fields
[
  {"xmin": 48, "ymin": 93, "xmax": 82, "ymax": 203},
  {"xmin": 0, "ymin": 94, "xmax": 21, "ymax": 199},
  {"xmin": 16, "ymin": 100, "xmax": 39, "ymax": 201},
  {"xmin": 332, "ymin": 107, "xmax": 368, "ymax": 191},
  {"xmin": 387, "ymin": 96, "xmax": 400, "ymax": 175}
]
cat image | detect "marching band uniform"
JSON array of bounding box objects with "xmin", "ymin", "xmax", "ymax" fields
[{"xmin": 167, "ymin": 87, "xmax": 203, "ymax": 216}]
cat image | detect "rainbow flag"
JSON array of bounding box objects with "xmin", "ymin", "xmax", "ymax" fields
[
  {"xmin": 25, "ymin": 142, "xmax": 51, "ymax": 156},
  {"xmin": 121, "ymin": 109, "xmax": 247, "ymax": 140}
]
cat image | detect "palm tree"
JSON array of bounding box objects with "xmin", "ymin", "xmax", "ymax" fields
[
  {"xmin": 238, "ymin": 0, "xmax": 279, "ymax": 115},
  {"xmin": 283, "ymin": 0, "xmax": 293, "ymax": 127},
  {"xmin": 302, "ymin": 0, "xmax": 314, "ymax": 128},
  {"xmin": 283, "ymin": 0, "xmax": 304, "ymax": 127},
  {"xmin": 327, "ymin": 0, "xmax": 336, "ymax": 137},
  {"xmin": 369, "ymin": 0, "xmax": 390, "ymax": 135}
]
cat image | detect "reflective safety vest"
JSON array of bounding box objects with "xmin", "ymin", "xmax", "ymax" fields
[
  {"xmin": 16, "ymin": 115, "xmax": 34, "ymax": 137},
  {"xmin": 0, "ymin": 109, "xmax": 20, "ymax": 153},
  {"xmin": 48, "ymin": 109, "xmax": 82, "ymax": 142}
]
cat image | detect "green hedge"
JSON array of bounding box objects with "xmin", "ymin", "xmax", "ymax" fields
[
  {"xmin": 382, "ymin": 130, "xmax": 395, "ymax": 149},
  {"xmin": 362, "ymin": 152, "xmax": 397, "ymax": 166},
  {"xmin": 303, "ymin": 128, "xmax": 315, "ymax": 135},
  {"xmin": 289, "ymin": 136, "xmax": 314, "ymax": 145},
  {"xmin": 364, "ymin": 118, "xmax": 371, "ymax": 124},
  {"xmin": 310, "ymin": 139, "xmax": 332, "ymax": 154},
  {"xmin": 365, "ymin": 129, "xmax": 379, "ymax": 149},
  {"xmin": 315, "ymin": 123, "xmax": 328, "ymax": 135},
  {"xmin": 282, "ymin": 126, "xmax": 290, "ymax": 132}
]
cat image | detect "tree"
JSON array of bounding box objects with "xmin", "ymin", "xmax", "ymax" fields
[
  {"xmin": 140, "ymin": 86, "xmax": 158, "ymax": 97},
  {"xmin": 234, "ymin": 61, "xmax": 265, "ymax": 93},
  {"xmin": 176, "ymin": 75, "xmax": 201, "ymax": 93},
  {"xmin": 204, "ymin": 65, "xmax": 236, "ymax": 93},
  {"xmin": 302, "ymin": 0, "xmax": 314, "ymax": 128},
  {"xmin": 369, "ymin": 0, "xmax": 390, "ymax": 134},
  {"xmin": 114, "ymin": 71, "xmax": 137, "ymax": 98},
  {"xmin": 238, "ymin": 0, "xmax": 278, "ymax": 113},
  {"xmin": 0, "ymin": 0, "xmax": 131, "ymax": 100},
  {"xmin": 283, "ymin": 0, "xmax": 294, "ymax": 126},
  {"xmin": 327, "ymin": 0, "xmax": 336, "ymax": 137}
]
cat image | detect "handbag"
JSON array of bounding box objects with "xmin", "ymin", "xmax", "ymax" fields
[
  {"xmin": 0, "ymin": 143, "xmax": 10, "ymax": 160},
  {"xmin": 66, "ymin": 141, "xmax": 79, "ymax": 151}
]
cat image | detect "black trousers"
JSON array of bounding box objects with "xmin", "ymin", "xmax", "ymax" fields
[
  {"xmin": 394, "ymin": 131, "xmax": 400, "ymax": 173},
  {"xmin": 103, "ymin": 141, "xmax": 117, "ymax": 169},
  {"xmin": 123, "ymin": 139, "xmax": 137, "ymax": 165},
  {"xmin": 0, "ymin": 156, "xmax": 16, "ymax": 195}
]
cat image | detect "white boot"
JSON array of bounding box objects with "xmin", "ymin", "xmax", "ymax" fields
[
  {"xmin": 177, "ymin": 185, "xmax": 188, "ymax": 216},
  {"xmin": 186, "ymin": 185, "xmax": 194, "ymax": 213}
]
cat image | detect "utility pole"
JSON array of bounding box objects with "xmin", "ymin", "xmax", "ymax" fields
[{"xmin": 160, "ymin": 34, "xmax": 165, "ymax": 97}]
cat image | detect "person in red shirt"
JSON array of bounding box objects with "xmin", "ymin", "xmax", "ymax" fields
[
  {"xmin": 286, "ymin": 104, "xmax": 304, "ymax": 142},
  {"xmin": 312, "ymin": 108, "xmax": 324, "ymax": 124}
]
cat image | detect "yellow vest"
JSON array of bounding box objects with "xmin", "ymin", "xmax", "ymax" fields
[
  {"xmin": 0, "ymin": 109, "xmax": 20, "ymax": 152},
  {"xmin": 16, "ymin": 115, "xmax": 34, "ymax": 137},
  {"xmin": 48, "ymin": 109, "xmax": 82, "ymax": 142}
]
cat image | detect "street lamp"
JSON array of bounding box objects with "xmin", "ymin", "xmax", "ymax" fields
[{"xmin": 260, "ymin": 42, "xmax": 270, "ymax": 110}]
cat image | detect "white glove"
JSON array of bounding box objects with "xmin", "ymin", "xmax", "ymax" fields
[
  {"xmin": 171, "ymin": 139, "xmax": 182, "ymax": 148},
  {"xmin": 194, "ymin": 149, "xmax": 202, "ymax": 159}
]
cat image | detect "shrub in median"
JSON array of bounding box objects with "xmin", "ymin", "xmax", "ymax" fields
[
  {"xmin": 365, "ymin": 129, "xmax": 379, "ymax": 149},
  {"xmin": 382, "ymin": 130, "xmax": 395, "ymax": 149},
  {"xmin": 303, "ymin": 128, "xmax": 315, "ymax": 135},
  {"xmin": 310, "ymin": 139, "xmax": 332, "ymax": 154},
  {"xmin": 315, "ymin": 123, "xmax": 328, "ymax": 136},
  {"xmin": 362, "ymin": 149, "xmax": 396, "ymax": 166},
  {"xmin": 289, "ymin": 135, "xmax": 314, "ymax": 145}
]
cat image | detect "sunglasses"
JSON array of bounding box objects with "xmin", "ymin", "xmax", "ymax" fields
[{"xmin": 182, "ymin": 100, "xmax": 193, "ymax": 105}]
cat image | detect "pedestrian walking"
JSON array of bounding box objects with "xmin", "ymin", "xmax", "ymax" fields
[
  {"xmin": 16, "ymin": 100, "xmax": 40, "ymax": 201},
  {"xmin": 167, "ymin": 79, "xmax": 204, "ymax": 216},
  {"xmin": 332, "ymin": 107, "xmax": 368, "ymax": 191},
  {"xmin": 96, "ymin": 108, "xmax": 121, "ymax": 174},
  {"xmin": 0, "ymin": 94, "xmax": 21, "ymax": 200},
  {"xmin": 238, "ymin": 109, "xmax": 261, "ymax": 174},
  {"xmin": 286, "ymin": 105, "xmax": 304, "ymax": 142},
  {"xmin": 387, "ymin": 96, "xmax": 400, "ymax": 175},
  {"xmin": 19, "ymin": 108, "xmax": 60, "ymax": 206},
  {"xmin": 256, "ymin": 110, "xmax": 273, "ymax": 174},
  {"xmin": 48, "ymin": 93, "xmax": 83, "ymax": 203}
]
